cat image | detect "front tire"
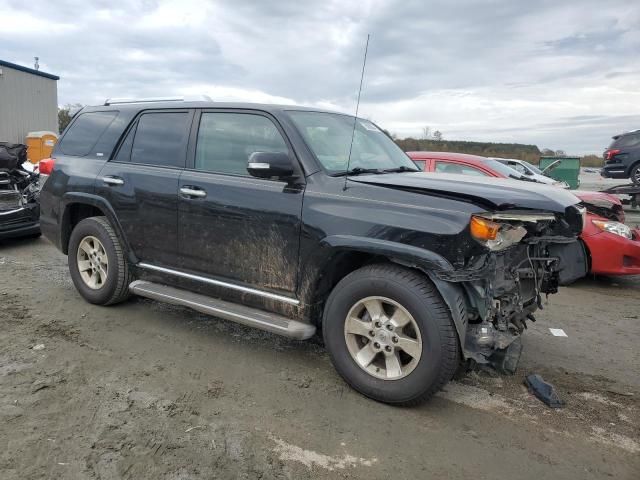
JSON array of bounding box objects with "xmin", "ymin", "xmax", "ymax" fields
[
  {"xmin": 322, "ymin": 264, "xmax": 460, "ymax": 406},
  {"xmin": 68, "ymin": 216, "xmax": 132, "ymax": 305}
]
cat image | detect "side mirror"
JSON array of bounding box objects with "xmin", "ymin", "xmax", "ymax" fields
[
  {"xmin": 247, "ymin": 152, "xmax": 294, "ymax": 179},
  {"xmin": 524, "ymin": 170, "xmax": 533, "ymax": 175}
]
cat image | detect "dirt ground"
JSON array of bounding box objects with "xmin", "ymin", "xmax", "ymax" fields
[{"xmin": 1, "ymin": 236, "xmax": 639, "ymax": 480}]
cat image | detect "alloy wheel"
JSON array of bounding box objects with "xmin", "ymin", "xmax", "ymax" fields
[
  {"xmin": 76, "ymin": 236, "xmax": 109, "ymax": 290},
  {"xmin": 344, "ymin": 296, "xmax": 422, "ymax": 380}
]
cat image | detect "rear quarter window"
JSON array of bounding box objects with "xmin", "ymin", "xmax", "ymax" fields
[
  {"xmin": 611, "ymin": 133, "xmax": 640, "ymax": 149},
  {"xmin": 57, "ymin": 111, "xmax": 119, "ymax": 157}
]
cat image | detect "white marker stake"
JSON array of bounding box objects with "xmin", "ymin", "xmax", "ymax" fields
[{"xmin": 549, "ymin": 328, "xmax": 568, "ymax": 337}]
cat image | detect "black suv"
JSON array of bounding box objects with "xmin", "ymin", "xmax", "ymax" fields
[
  {"xmin": 40, "ymin": 100, "xmax": 587, "ymax": 405},
  {"xmin": 602, "ymin": 129, "xmax": 640, "ymax": 185}
]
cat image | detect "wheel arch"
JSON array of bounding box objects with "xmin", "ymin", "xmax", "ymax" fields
[
  {"xmin": 60, "ymin": 193, "xmax": 137, "ymax": 263},
  {"xmin": 306, "ymin": 235, "xmax": 467, "ymax": 349},
  {"xmin": 628, "ymin": 159, "xmax": 640, "ymax": 182}
]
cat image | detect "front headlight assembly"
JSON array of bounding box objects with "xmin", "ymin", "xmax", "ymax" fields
[
  {"xmin": 591, "ymin": 219, "xmax": 632, "ymax": 239},
  {"xmin": 470, "ymin": 215, "xmax": 528, "ymax": 251}
]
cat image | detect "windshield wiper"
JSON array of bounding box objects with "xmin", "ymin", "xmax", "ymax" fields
[
  {"xmin": 334, "ymin": 167, "xmax": 384, "ymax": 177},
  {"xmin": 381, "ymin": 166, "xmax": 420, "ymax": 173}
]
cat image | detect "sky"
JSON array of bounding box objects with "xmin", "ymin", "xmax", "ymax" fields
[{"xmin": 1, "ymin": 0, "xmax": 639, "ymax": 154}]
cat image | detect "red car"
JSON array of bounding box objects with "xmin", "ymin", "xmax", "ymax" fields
[{"xmin": 408, "ymin": 151, "xmax": 640, "ymax": 277}]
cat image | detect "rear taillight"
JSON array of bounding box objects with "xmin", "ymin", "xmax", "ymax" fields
[
  {"xmin": 39, "ymin": 158, "xmax": 55, "ymax": 175},
  {"xmin": 605, "ymin": 149, "xmax": 620, "ymax": 161}
]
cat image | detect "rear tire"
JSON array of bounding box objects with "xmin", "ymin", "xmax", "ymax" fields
[
  {"xmin": 322, "ymin": 264, "xmax": 460, "ymax": 406},
  {"xmin": 68, "ymin": 216, "xmax": 132, "ymax": 305}
]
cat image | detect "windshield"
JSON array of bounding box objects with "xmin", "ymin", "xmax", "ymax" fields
[
  {"xmin": 483, "ymin": 159, "xmax": 524, "ymax": 178},
  {"xmin": 287, "ymin": 111, "xmax": 418, "ymax": 174}
]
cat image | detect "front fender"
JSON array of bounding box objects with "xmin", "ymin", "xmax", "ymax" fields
[
  {"xmin": 321, "ymin": 234, "xmax": 454, "ymax": 273},
  {"xmin": 317, "ymin": 235, "xmax": 468, "ymax": 351},
  {"xmin": 424, "ymin": 273, "xmax": 469, "ymax": 357}
]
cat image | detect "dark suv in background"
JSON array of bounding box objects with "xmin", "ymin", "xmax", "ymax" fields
[
  {"xmin": 602, "ymin": 129, "xmax": 640, "ymax": 185},
  {"xmin": 40, "ymin": 99, "xmax": 587, "ymax": 405}
]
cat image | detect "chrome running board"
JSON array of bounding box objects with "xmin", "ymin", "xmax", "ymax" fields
[
  {"xmin": 129, "ymin": 280, "xmax": 315, "ymax": 340},
  {"xmin": 137, "ymin": 262, "xmax": 300, "ymax": 306}
]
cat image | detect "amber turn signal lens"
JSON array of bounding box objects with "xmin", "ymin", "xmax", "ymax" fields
[{"xmin": 470, "ymin": 216, "xmax": 501, "ymax": 241}]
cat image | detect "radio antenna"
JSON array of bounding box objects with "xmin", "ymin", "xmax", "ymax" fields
[{"xmin": 343, "ymin": 34, "xmax": 370, "ymax": 191}]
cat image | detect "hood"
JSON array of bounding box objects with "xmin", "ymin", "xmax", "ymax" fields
[
  {"xmin": 574, "ymin": 190, "xmax": 621, "ymax": 206},
  {"xmin": 349, "ymin": 172, "xmax": 581, "ymax": 213},
  {"xmin": 531, "ymin": 174, "xmax": 557, "ymax": 185},
  {"xmin": 574, "ymin": 190, "xmax": 624, "ymax": 222}
]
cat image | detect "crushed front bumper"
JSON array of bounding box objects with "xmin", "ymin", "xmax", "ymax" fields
[{"xmin": 441, "ymin": 240, "xmax": 587, "ymax": 373}]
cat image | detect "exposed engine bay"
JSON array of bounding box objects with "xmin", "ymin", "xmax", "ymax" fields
[{"xmin": 440, "ymin": 207, "xmax": 588, "ymax": 374}]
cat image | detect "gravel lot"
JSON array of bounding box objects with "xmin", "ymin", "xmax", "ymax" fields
[
  {"xmin": 1, "ymin": 234, "xmax": 638, "ymax": 480},
  {"xmin": 3, "ymin": 168, "xmax": 640, "ymax": 479}
]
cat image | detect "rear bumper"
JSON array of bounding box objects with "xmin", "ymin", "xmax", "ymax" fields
[
  {"xmin": 600, "ymin": 165, "xmax": 629, "ymax": 179},
  {"xmin": 0, "ymin": 205, "xmax": 40, "ymax": 240},
  {"xmin": 583, "ymin": 229, "xmax": 640, "ymax": 275}
]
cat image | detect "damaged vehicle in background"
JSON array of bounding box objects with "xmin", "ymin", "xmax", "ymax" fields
[
  {"xmin": 40, "ymin": 101, "xmax": 587, "ymax": 405},
  {"xmin": 0, "ymin": 143, "xmax": 41, "ymax": 240},
  {"xmin": 409, "ymin": 151, "xmax": 640, "ymax": 279},
  {"xmin": 575, "ymin": 191, "xmax": 640, "ymax": 277},
  {"xmin": 493, "ymin": 157, "xmax": 568, "ymax": 188}
]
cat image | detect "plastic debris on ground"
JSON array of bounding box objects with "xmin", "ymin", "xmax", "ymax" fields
[
  {"xmin": 549, "ymin": 328, "xmax": 568, "ymax": 337},
  {"xmin": 524, "ymin": 373, "xmax": 566, "ymax": 408}
]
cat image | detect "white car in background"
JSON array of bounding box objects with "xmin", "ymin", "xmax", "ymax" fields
[{"xmin": 494, "ymin": 158, "xmax": 569, "ymax": 188}]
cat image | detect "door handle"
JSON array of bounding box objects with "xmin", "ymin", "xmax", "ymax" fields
[
  {"xmin": 102, "ymin": 176, "xmax": 124, "ymax": 186},
  {"xmin": 180, "ymin": 186, "xmax": 207, "ymax": 198}
]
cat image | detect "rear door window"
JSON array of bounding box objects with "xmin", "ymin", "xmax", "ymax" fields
[
  {"xmin": 58, "ymin": 111, "xmax": 119, "ymax": 157},
  {"xmin": 114, "ymin": 121, "xmax": 138, "ymax": 162},
  {"xmin": 434, "ymin": 161, "xmax": 488, "ymax": 176},
  {"xmin": 130, "ymin": 112, "xmax": 190, "ymax": 167}
]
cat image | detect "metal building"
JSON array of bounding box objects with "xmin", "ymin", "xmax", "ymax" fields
[{"xmin": 0, "ymin": 59, "xmax": 59, "ymax": 144}]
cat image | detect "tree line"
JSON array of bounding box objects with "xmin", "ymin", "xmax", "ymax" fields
[{"xmin": 393, "ymin": 136, "xmax": 603, "ymax": 167}]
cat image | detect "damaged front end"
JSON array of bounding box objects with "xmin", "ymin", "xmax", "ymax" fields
[
  {"xmin": 575, "ymin": 191, "xmax": 625, "ymax": 223},
  {"xmin": 439, "ymin": 205, "xmax": 587, "ymax": 374},
  {"xmin": 0, "ymin": 143, "xmax": 41, "ymax": 239}
]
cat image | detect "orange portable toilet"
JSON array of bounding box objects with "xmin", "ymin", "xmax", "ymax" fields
[{"xmin": 26, "ymin": 131, "xmax": 58, "ymax": 163}]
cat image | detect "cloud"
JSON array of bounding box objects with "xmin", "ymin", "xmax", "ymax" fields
[{"xmin": 0, "ymin": 0, "xmax": 638, "ymax": 153}]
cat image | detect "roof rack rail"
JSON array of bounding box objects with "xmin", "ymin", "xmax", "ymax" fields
[{"xmin": 103, "ymin": 95, "xmax": 212, "ymax": 106}]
